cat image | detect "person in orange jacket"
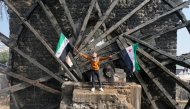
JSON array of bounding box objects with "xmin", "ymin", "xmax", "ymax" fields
[{"xmin": 79, "ymin": 51, "xmax": 115, "ymax": 92}]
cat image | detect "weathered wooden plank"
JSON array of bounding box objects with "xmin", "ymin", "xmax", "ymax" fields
[
  {"xmin": 78, "ymin": 0, "xmax": 119, "ymax": 50},
  {"xmin": 117, "ymin": 38, "xmax": 182, "ymax": 109},
  {"xmin": 124, "ymin": 35, "xmax": 190, "ymax": 68},
  {"xmin": 141, "ymin": 20, "xmax": 190, "ymax": 40},
  {"xmin": 163, "ymin": 0, "xmax": 190, "ymax": 34},
  {"xmin": 121, "ymin": 0, "xmax": 190, "ymax": 36},
  {"xmin": 16, "ymin": 1, "xmax": 38, "ymax": 40},
  {"xmin": 123, "ymin": 36, "xmax": 190, "ymax": 93},
  {"xmin": 88, "ymin": 0, "xmax": 150, "ymax": 48},
  {"xmin": 37, "ymin": 0, "xmax": 82, "ymax": 81},
  {"xmin": 136, "ymin": 57, "xmax": 182, "ymax": 109},
  {"xmin": 0, "ymin": 73, "xmax": 62, "ymax": 94},
  {"xmin": 59, "ymin": 0, "xmax": 77, "ymax": 37},
  {"xmin": 3, "ymin": 0, "xmax": 78, "ymax": 81},
  {"xmin": 0, "ymin": 68, "xmax": 61, "ymax": 94},
  {"xmin": 116, "ymin": 39, "xmax": 158, "ymax": 109},
  {"xmin": 75, "ymin": 0, "xmax": 96, "ymax": 48},
  {"xmin": 10, "ymin": 91, "xmax": 20, "ymax": 109},
  {"xmin": 184, "ymin": 98, "xmax": 190, "ymax": 109},
  {"xmin": 37, "ymin": 0, "xmax": 62, "ymax": 35},
  {"xmin": 0, "ymin": 32, "xmax": 64, "ymax": 83},
  {"xmin": 134, "ymin": 72, "xmax": 158, "ymax": 109},
  {"xmin": 95, "ymin": 1, "xmax": 107, "ymax": 32}
]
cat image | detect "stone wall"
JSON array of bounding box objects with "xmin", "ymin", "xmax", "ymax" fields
[{"xmin": 8, "ymin": 0, "xmax": 181, "ymax": 108}]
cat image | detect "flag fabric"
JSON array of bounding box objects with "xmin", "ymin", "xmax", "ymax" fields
[
  {"xmin": 120, "ymin": 43, "xmax": 140, "ymax": 74},
  {"xmin": 55, "ymin": 33, "xmax": 72, "ymax": 61}
]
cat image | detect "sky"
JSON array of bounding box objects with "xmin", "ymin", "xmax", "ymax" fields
[{"xmin": 0, "ymin": 2, "xmax": 190, "ymax": 56}]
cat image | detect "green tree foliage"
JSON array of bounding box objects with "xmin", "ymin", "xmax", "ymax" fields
[{"xmin": 0, "ymin": 51, "xmax": 9, "ymax": 64}]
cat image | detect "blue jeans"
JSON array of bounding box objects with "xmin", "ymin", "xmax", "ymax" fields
[{"xmin": 91, "ymin": 70, "xmax": 102, "ymax": 88}]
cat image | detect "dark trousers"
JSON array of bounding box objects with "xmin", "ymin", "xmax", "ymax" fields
[{"xmin": 91, "ymin": 70, "xmax": 102, "ymax": 88}]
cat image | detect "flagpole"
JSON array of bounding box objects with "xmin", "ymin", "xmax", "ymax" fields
[{"xmin": 73, "ymin": 46, "xmax": 80, "ymax": 54}]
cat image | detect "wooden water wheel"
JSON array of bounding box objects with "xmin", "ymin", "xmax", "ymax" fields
[{"xmin": 0, "ymin": 0, "xmax": 190, "ymax": 108}]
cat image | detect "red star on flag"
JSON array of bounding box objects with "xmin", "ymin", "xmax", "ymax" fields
[
  {"xmin": 58, "ymin": 52, "xmax": 60, "ymax": 54},
  {"xmin": 66, "ymin": 39, "xmax": 69, "ymax": 42},
  {"xmin": 131, "ymin": 57, "xmax": 134, "ymax": 60},
  {"xmin": 128, "ymin": 49, "xmax": 132, "ymax": 52}
]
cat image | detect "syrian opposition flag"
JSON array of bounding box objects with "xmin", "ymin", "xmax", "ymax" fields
[
  {"xmin": 55, "ymin": 33, "xmax": 73, "ymax": 63},
  {"xmin": 120, "ymin": 43, "xmax": 140, "ymax": 74}
]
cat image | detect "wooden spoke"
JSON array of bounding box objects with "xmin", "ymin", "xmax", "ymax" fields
[
  {"xmin": 0, "ymin": 32, "xmax": 64, "ymax": 83},
  {"xmin": 120, "ymin": 0, "xmax": 190, "ymax": 36},
  {"xmin": 95, "ymin": 1, "xmax": 107, "ymax": 32},
  {"xmin": 37, "ymin": 0, "xmax": 62, "ymax": 35},
  {"xmin": 59, "ymin": 0, "xmax": 77, "ymax": 37},
  {"xmin": 10, "ymin": 92, "xmax": 20, "ymax": 109},
  {"xmin": 184, "ymin": 98, "xmax": 190, "ymax": 109},
  {"xmin": 37, "ymin": 0, "xmax": 83, "ymax": 80},
  {"xmin": 3, "ymin": 0, "xmax": 78, "ymax": 81},
  {"xmin": 78, "ymin": 0, "xmax": 119, "ymax": 50},
  {"xmin": 0, "ymin": 68, "xmax": 61, "ymax": 95},
  {"xmin": 163, "ymin": 0, "xmax": 190, "ymax": 34},
  {"xmin": 140, "ymin": 20, "xmax": 190, "ymax": 40},
  {"xmin": 117, "ymin": 38, "xmax": 182, "ymax": 109},
  {"xmin": 135, "ymin": 73, "xmax": 158, "ymax": 109},
  {"xmin": 124, "ymin": 35, "xmax": 190, "ymax": 67},
  {"xmin": 16, "ymin": 1, "xmax": 38, "ymax": 43},
  {"xmin": 122, "ymin": 36, "xmax": 190, "ymax": 93},
  {"xmin": 75, "ymin": 0, "xmax": 96, "ymax": 48},
  {"xmin": 88, "ymin": 0, "xmax": 150, "ymax": 48},
  {"xmin": 0, "ymin": 73, "xmax": 62, "ymax": 94}
]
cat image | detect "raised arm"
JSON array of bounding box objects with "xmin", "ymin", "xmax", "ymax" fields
[
  {"xmin": 79, "ymin": 53, "xmax": 91, "ymax": 60},
  {"xmin": 99, "ymin": 52, "xmax": 119, "ymax": 61}
]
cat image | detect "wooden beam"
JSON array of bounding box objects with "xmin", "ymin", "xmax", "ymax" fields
[
  {"xmin": 122, "ymin": 36, "xmax": 190, "ymax": 93},
  {"xmin": 88, "ymin": 0, "xmax": 150, "ymax": 48},
  {"xmin": 124, "ymin": 35, "xmax": 190, "ymax": 68},
  {"xmin": 134, "ymin": 72, "xmax": 158, "ymax": 109},
  {"xmin": 3, "ymin": 0, "xmax": 78, "ymax": 81},
  {"xmin": 163, "ymin": 0, "xmax": 190, "ymax": 34},
  {"xmin": 0, "ymin": 68, "xmax": 61, "ymax": 94},
  {"xmin": 95, "ymin": 1, "xmax": 107, "ymax": 32},
  {"xmin": 0, "ymin": 73, "xmax": 62, "ymax": 94},
  {"xmin": 37, "ymin": 0, "xmax": 62, "ymax": 35},
  {"xmin": 75, "ymin": 0, "xmax": 96, "ymax": 48},
  {"xmin": 136, "ymin": 57, "xmax": 181, "ymax": 109},
  {"xmin": 78, "ymin": 0, "xmax": 119, "ymax": 50},
  {"xmin": 121, "ymin": 0, "xmax": 190, "ymax": 36},
  {"xmin": 0, "ymin": 32, "xmax": 64, "ymax": 83},
  {"xmin": 37, "ymin": 0, "xmax": 82, "ymax": 81},
  {"xmin": 10, "ymin": 91, "xmax": 20, "ymax": 109},
  {"xmin": 117, "ymin": 38, "xmax": 182, "ymax": 109},
  {"xmin": 140, "ymin": 20, "xmax": 190, "ymax": 40},
  {"xmin": 59, "ymin": 0, "xmax": 77, "ymax": 37},
  {"xmin": 184, "ymin": 98, "xmax": 190, "ymax": 109},
  {"xmin": 15, "ymin": 1, "xmax": 38, "ymax": 44}
]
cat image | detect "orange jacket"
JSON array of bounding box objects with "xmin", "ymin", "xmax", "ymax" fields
[{"xmin": 80, "ymin": 54, "xmax": 110, "ymax": 70}]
